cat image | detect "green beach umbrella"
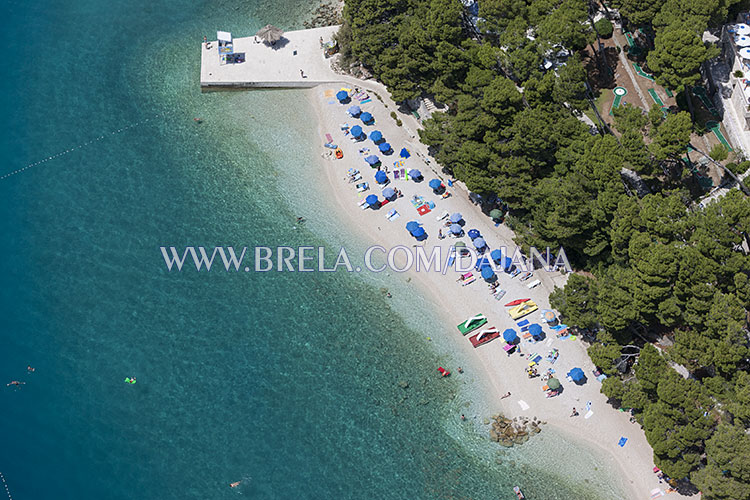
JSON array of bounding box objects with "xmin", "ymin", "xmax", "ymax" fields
[
  {"xmin": 547, "ymin": 378, "xmax": 561, "ymax": 390},
  {"xmin": 454, "ymin": 241, "xmax": 466, "ymax": 247},
  {"xmin": 490, "ymin": 209, "xmax": 503, "ymax": 220}
]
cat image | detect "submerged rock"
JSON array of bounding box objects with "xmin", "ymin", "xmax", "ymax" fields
[{"xmin": 488, "ymin": 412, "xmax": 542, "ymax": 445}]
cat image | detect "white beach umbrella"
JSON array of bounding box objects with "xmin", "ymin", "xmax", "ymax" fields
[
  {"xmin": 737, "ymin": 23, "xmax": 750, "ymax": 35},
  {"xmin": 740, "ymin": 47, "xmax": 750, "ymax": 59},
  {"xmin": 256, "ymin": 24, "xmax": 284, "ymax": 44},
  {"xmin": 737, "ymin": 35, "xmax": 750, "ymax": 47}
]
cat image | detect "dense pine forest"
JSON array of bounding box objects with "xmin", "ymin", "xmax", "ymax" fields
[{"xmin": 337, "ymin": 0, "xmax": 750, "ymax": 497}]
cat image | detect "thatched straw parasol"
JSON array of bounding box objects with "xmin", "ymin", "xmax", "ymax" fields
[{"xmin": 256, "ymin": 24, "xmax": 284, "ymax": 44}]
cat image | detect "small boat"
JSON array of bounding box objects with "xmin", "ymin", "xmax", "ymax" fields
[
  {"xmin": 513, "ymin": 486, "xmax": 525, "ymax": 499},
  {"xmin": 456, "ymin": 314, "xmax": 487, "ymax": 335},
  {"xmin": 504, "ymin": 298, "xmax": 530, "ymax": 307},
  {"xmin": 437, "ymin": 367, "xmax": 451, "ymax": 377},
  {"xmin": 469, "ymin": 327, "xmax": 499, "ymax": 348}
]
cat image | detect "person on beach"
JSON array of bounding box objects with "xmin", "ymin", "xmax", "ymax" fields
[
  {"xmin": 570, "ymin": 408, "xmax": 579, "ymax": 417},
  {"xmin": 203, "ymin": 35, "xmax": 207, "ymax": 46},
  {"xmin": 501, "ymin": 392, "xmax": 511, "ymax": 399},
  {"xmin": 299, "ymin": 69, "xmax": 306, "ymax": 78}
]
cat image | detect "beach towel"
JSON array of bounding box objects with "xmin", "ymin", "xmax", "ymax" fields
[
  {"xmin": 324, "ymin": 90, "xmax": 334, "ymax": 97},
  {"xmin": 532, "ymin": 355, "xmax": 542, "ymax": 363},
  {"xmin": 325, "ymin": 133, "xmax": 333, "ymax": 143},
  {"xmin": 503, "ymin": 344, "xmax": 514, "ymax": 352},
  {"xmin": 585, "ymin": 401, "xmax": 592, "ymax": 412},
  {"xmin": 650, "ymin": 488, "xmax": 665, "ymax": 498},
  {"xmin": 584, "ymin": 410, "xmax": 594, "ymax": 419},
  {"xmin": 360, "ymin": 98, "xmax": 372, "ymax": 104},
  {"xmin": 518, "ymin": 400, "xmax": 530, "ymax": 411},
  {"xmin": 618, "ymin": 437, "xmax": 628, "ymax": 447},
  {"xmin": 517, "ymin": 319, "xmax": 530, "ymax": 327},
  {"xmin": 417, "ymin": 204, "xmax": 431, "ymax": 216}
]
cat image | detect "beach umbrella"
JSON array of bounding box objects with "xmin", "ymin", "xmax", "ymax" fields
[
  {"xmin": 411, "ymin": 226, "xmax": 426, "ymax": 238},
  {"xmin": 399, "ymin": 148, "xmax": 410, "ymax": 158},
  {"xmin": 568, "ymin": 368, "xmax": 585, "ymax": 383},
  {"xmin": 741, "ymin": 47, "xmax": 750, "ymax": 59},
  {"xmin": 449, "ymin": 212, "xmax": 462, "ymax": 223},
  {"xmin": 369, "ymin": 130, "xmax": 383, "ymax": 142},
  {"xmin": 454, "ymin": 241, "xmax": 466, "ymax": 248},
  {"xmin": 475, "ymin": 257, "xmax": 490, "ymax": 270},
  {"xmin": 481, "ymin": 266, "xmax": 496, "ymax": 280},
  {"xmin": 738, "ymin": 23, "xmax": 750, "ymax": 35},
  {"xmin": 347, "ymin": 105, "xmax": 361, "ymax": 116},
  {"xmin": 406, "ymin": 221, "xmax": 420, "ymax": 233},
  {"xmin": 490, "ymin": 249, "xmax": 503, "ymax": 263},
  {"xmin": 378, "ymin": 142, "xmax": 391, "ymax": 153},
  {"xmin": 490, "ymin": 209, "xmax": 503, "ymax": 220},
  {"xmin": 503, "ymin": 256, "xmax": 513, "ymax": 271},
  {"xmin": 361, "ymin": 112, "xmax": 374, "ymax": 123},
  {"xmin": 382, "ymin": 187, "xmax": 396, "ymax": 199},
  {"xmin": 350, "ymin": 125, "xmax": 364, "ymax": 139},
  {"xmin": 737, "ymin": 35, "xmax": 750, "ymax": 47},
  {"xmin": 374, "ymin": 170, "xmax": 388, "ymax": 184},
  {"xmin": 450, "ymin": 224, "xmax": 462, "ymax": 235},
  {"xmin": 408, "ymin": 169, "xmax": 422, "ymax": 179},
  {"xmin": 364, "ymin": 155, "xmax": 380, "ymax": 166},
  {"xmin": 365, "ymin": 194, "xmax": 378, "ymax": 206},
  {"xmin": 529, "ymin": 324, "xmax": 543, "ymax": 339},
  {"xmin": 473, "ymin": 237, "xmax": 486, "ymax": 249},
  {"xmin": 428, "ymin": 179, "xmax": 442, "ymax": 190},
  {"xmin": 256, "ymin": 24, "xmax": 284, "ymax": 44},
  {"xmin": 542, "ymin": 310, "xmax": 557, "ymax": 323},
  {"xmin": 503, "ymin": 328, "xmax": 518, "ymax": 343},
  {"xmin": 336, "ymin": 90, "xmax": 349, "ymax": 102},
  {"xmin": 547, "ymin": 377, "xmax": 561, "ymax": 390},
  {"xmin": 467, "ymin": 229, "xmax": 481, "ymax": 240}
]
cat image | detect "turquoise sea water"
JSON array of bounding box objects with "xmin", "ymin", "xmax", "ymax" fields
[{"xmin": 0, "ymin": 1, "xmax": 627, "ymax": 499}]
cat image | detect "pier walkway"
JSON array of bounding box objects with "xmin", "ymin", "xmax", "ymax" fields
[{"xmin": 200, "ymin": 26, "xmax": 341, "ymax": 89}]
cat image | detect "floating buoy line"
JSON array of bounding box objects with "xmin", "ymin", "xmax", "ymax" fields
[
  {"xmin": 0, "ymin": 110, "xmax": 176, "ymax": 182},
  {"xmin": 0, "ymin": 472, "xmax": 13, "ymax": 500}
]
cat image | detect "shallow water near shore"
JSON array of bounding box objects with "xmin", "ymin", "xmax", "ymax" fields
[{"xmin": 0, "ymin": 1, "xmax": 625, "ymax": 498}]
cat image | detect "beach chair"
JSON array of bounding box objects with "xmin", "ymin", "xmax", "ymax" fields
[
  {"xmin": 503, "ymin": 344, "xmax": 515, "ymax": 353},
  {"xmin": 358, "ymin": 200, "xmax": 368, "ymax": 209},
  {"xmin": 436, "ymin": 210, "xmax": 449, "ymax": 221},
  {"xmin": 356, "ymin": 182, "xmax": 369, "ymax": 192},
  {"xmin": 522, "ymin": 332, "xmax": 532, "ymax": 340},
  {"xmin": 527, "ymin": 279, "xmax": 541, "ymax": 289},
  {"xmin": 393, "ymin": 170, "xmax": 400, "ymax": 179}
]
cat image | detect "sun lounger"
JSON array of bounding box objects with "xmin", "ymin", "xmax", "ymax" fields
[
  {"xmin": 385, "ymin": 209, "xmax": 400, "ymax": 221},
  {"xmin": 360, "ymin": 98, "xmax": 372, "ymax": 104},
  {"xmin": 517, "ymin": 319, "xmax": 530, "ymax": 327},
  {"xmin": 456, "ymin": 314, "xmax": 487, "ymax": 335},
  {"xmin": 519, "ymin": 272, "xmax": 532, "ymax": 281},
  {"xmin": 503, "ymin": 343, "xmax": 515, "ymax": 352},
  {"xmin": 532, "ymin": 355, "xmax": 542, "ymax": 363},
  {"xmin": 510, "ymin": 268, "xmax": 521, "ymax": 278},
  {"xmin": 522, "ymin": 332, "xmax": 532, "ymax": 340},
  {"xmin": 436, "ymin": 210, "xmax": 449, "ymax": 221},
  {"xmin": 358, "ymin": 200, "xmax": 368, "ymax": 209},
  {"xmin": 349, "ymin": 174, "xmax": 362, "ymax": 183},
  {"xmin": 527, "ymin": 279, "xmax": 541, "ymax": 289},
  {"xmin": 493, "ymin": 289, "xmax": 507, "ymax": 300},
  {"xmin": 356, "ymin": 182, "xmax": 369, "ymax": 192}
]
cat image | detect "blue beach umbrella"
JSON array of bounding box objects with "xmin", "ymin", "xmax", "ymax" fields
[
  {"xmin": 568, "ymin": 368, "xmax": 585, "ymax": 383},
  {"xmin": 336, "ymin": 90, "xmax": 348, "ymax": 101},
  {"xmin": 529, "ymin": 324, "xmax": 543, "ymax": 339},
  {"xmin": 475, "ymin": 257, "xmax": 490, "ymax": 270},
  {"xmin": 361, "ymin": 112, "xmax": 374, "ymax": 123},
  {"xmin": 350, "ymin": 125, "xmax": 363, "ymax": 138},
  {"xmin": 449, "ymin": 212, "xmax": 463, "ymax": 223},
  {"xmin": 411, "ymin": 226, "xmax": 426, "ymax": 238},
  {"xmin": 481, "ymin": 266, "xmax": 496, "ymax": 280},
  {"xmin": 449, "ymin": 224, "xmax": 462, "ymax": 235},
  {"xmin": 490, "ymin": 249, "xmax": 503, "ymax": 263},
  {"xmin": 503, "ymin": 328, "xmax": 518, "ymax": 343},
  {"xmin": 364, "ymin": 155, "xmax": 380, "ymax": 166},
  {"xmin": 428, "ymin": 179, "xmax": 442, "ymax": 190},
  {"xmin": 378, "ymin": 142, "xmax": 391, "ymax": 153},
  {"xmin": 382, "ymin": 187, "xmax": 396, "ymax": 199},
  {"xmin": 347, "ymin": 105, "xmax": 361, "ymax": 116},
  {"xmin": 369, "ymin": 130, "xmax": 383, "ymax": 142},
  {"xmin": 365, "ymin": 194, "xmax": 378, "ymax": 206},
  {"xmin": 473, "ymin": 237, "xmax": 486, "ymax": 249},
  {"xmin": 406, "ymin": 221, "xmax": 420, "ymax": 233},
  {"xmin": 503, "ymin": 256, "xmax": 513, "ymax": 271},
  {"xmin": 468, "ymin": 229, "xmax": 481, "ymax": 240},
  {"xmin": 374, "ymin": 170, "xmax": 388, "ymax": 184},
  {"xmin": 408, "ymin": 169, "xmax": 422, "ymax": 179},
  {"xmin": 399, "ymin": 148, "xmax": 410, "ymax": 158}
]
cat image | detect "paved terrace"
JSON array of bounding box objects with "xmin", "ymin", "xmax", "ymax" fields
[{"xmin": 200, "ymin": 26, "xmax": 341, "ymax": 88}]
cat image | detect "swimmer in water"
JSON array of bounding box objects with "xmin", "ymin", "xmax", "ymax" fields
[
  {"xmin": 6, "ymin": 381, "xmax": 25, "ymax": 387},
  {"xmin": 230, "ymin": 481, "xmax": 241, "ymax": 488},
  {"xmin": 27, "ymin": 365, "xmax": 35, "ymax": 373},
  {"xmin": 296, "ymin": 216, "xmax": 306, "ymax": 224},
  {"xmin": 193, "ymin": 118, "xmax": 203, "ymax": 123}
]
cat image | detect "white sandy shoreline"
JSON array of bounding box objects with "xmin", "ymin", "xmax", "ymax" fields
[{"xmin": 295, "ymin": 80, "xmax": 684, "ymax": 500}]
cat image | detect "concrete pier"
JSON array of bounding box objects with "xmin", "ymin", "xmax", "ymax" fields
[{"xmin": 200, "ymin": 26, "xmax": 341, "ymax": 89}]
